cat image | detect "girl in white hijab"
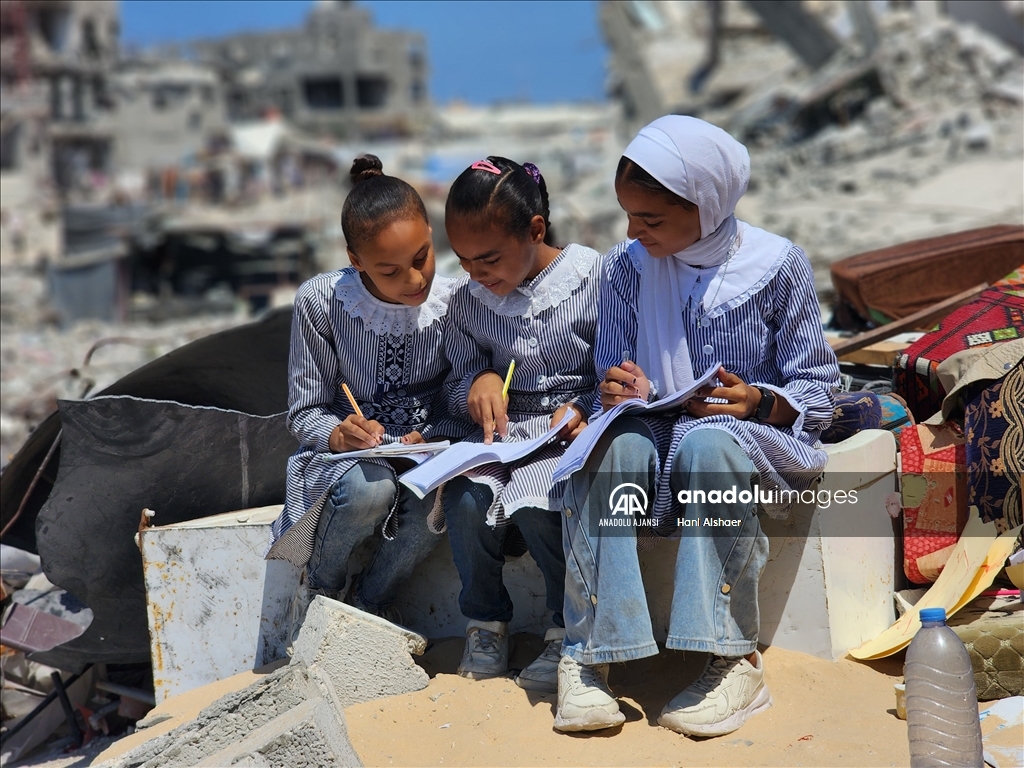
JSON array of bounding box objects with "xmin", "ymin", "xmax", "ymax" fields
[{"xmin": 554, "ymin": 116, "xmax": 839, "ymax": 738}]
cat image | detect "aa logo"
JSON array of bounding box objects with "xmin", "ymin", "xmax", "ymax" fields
[{"xmin": 609, "ymin": 483, "xmax": 648, "ymax": 516}]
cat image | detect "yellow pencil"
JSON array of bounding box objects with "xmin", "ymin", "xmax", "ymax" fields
[
  {"xmin": 341, "ymin": 383, "xmax": 364, "ymax": 419},
  {"xmin": 501, "ymin": 359, "xmax": 516, "ymax": 400}
]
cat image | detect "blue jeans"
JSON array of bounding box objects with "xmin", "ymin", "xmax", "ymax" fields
[
  {"xmin": 562, "ymin": 420, "xmax": 768, "ymax": 664},
  {"xmin": 444, "ymin": 476, "xmax": 566, "ymax": 627},
  {"xmin": 307, "ymin": 461, "xmax": 442, "ymax": 610}
]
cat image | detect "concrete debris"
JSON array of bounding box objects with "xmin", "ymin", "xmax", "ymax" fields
[
  {"xmin": 291, "ymin": 597, "xmax": 429, "ymax": 707},
  {"xmin": 595, "ymin": 2, "xmax": 1024, "ymax": 293},
  {"xmin": 96, "ymin": 664, "xmax": 360, "ymax": 768},
  {"xmin": 0, "ymin": 304, "xmax": 250, "ymax": 468},
  {"xmin": 101, "ymin": 598, "xmax": 428, "ymax": 768}
]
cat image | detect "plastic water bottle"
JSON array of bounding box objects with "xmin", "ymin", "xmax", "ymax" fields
[{"xmin": 904, "ymin": 607, "xmax": 984, "ymax": 767}]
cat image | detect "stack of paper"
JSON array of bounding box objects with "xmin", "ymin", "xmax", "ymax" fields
[
  {"xmin": 324, "ymin": 440, "xmax": 451, "ymax": 465},
  {"xmin": 551, "ymin": 362, "xmax": 721, "ymax": 483},
  {"xmin": 399, "ymin": 411, "xmax": 575, "ymax": 497}
]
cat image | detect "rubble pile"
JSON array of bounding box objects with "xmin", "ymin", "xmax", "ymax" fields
[
  {"xmin": 0, "ymin": 543, "xmax": 156, "ymax": 766},
  {"xmin": 590, "ymin": 2, "xmax": 1024, "ymax": 292},
  {"xmin": 747, "ymin": 13, "xmax": 1023, "ymax": 192},
  {"xmin": 729, "ymin": 10, "xmax": 1024, "ymax": 288},
  {"xmin": 0, "ymin": 295, "xmax": 250, "ymax": 468}
]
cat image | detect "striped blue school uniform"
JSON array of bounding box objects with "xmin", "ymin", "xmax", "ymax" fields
[
  {"xmin": 444, "ymin": 243, "xmax": 602, "ymax": 524},
  {"xmin": 266, "ymin": 268, "xmax": 470, "ymax": 565},
  {"xmin": 595, "ymin": 236, "xmax": 839, "ymax": 523}
]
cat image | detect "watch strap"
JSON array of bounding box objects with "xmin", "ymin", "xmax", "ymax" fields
[{"xmin": 754, "ymin": 386, "xmax": 775, "ymax": 423}]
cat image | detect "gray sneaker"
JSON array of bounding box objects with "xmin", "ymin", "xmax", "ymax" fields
[
  {"xmin": 657, "ymin": 651, "xmax": 772, "ymax": 737},
  {"xmin": 553, "ymin": 655, "xmax": 625, "ymax": 732},
  {"xmin": 515, "ymin": 627, "xmax": 564, "ymax": 693},
  {"xmin": 457, "ymin": 620, "xmax": 510, "ymax": 680}
]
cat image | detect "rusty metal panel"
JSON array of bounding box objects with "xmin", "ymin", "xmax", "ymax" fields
[{"xmin": 137, "ymin": 505, "xmax": 299, "ymax": 703}]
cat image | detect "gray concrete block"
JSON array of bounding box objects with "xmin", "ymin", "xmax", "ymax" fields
[
  {"xmin": 197, "ymin": 698, "xmax": 361, "ymax": 767},
  {"xmin": 104, "ymin": 598, "xmax": 426, "ymax": 767},
  {"xmin": 105, "ymin": 665, "xmax": 330, "ymax": 767},
  {"xmin": 291, "ymin": 596, "xmax": 429, "ymax": 707}
]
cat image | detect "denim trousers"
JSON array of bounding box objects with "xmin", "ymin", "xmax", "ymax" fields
[
  {"xmin": 306, "ymin": 460, "xmax": 442, "ymax": 610},
  {"xmin": 444, "ymin": 475, "xmax": 566, "ymax": 628},
  {"xmin": 562, "ymin": 419, "xmax": 768, "ymax": 665}
]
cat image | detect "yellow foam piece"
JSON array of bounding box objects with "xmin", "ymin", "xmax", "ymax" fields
[{"xmin": 849, "ymin": 508, "xmax": 1020, "ymax": 660}]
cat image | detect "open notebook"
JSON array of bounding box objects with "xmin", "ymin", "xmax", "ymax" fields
[
  {"xmin": 399, "ymin": 410, "xmax": 575, "ymax": 497},
  {"xmin": 323, "ymin": 440, "xmax": 450, "ymax": 465},
  {"xmin": 551, "ymin": 362, "xmax": 722, "ymax": 483}
]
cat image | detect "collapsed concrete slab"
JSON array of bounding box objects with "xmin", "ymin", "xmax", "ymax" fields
[
  {"xmin": 99, "ymin": 598, "xmax": 428, "ymax": 767},
  {"xmin": 292, "ymin": 596, "xmax": 429, "ymax": 707}
]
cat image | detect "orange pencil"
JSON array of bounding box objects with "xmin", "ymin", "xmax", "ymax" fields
[{"xmin": 341, "ymin": 383, "xmax": 364, "ymax": 419}]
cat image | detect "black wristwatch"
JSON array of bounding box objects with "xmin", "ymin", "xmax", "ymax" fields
[{"xmin": 752, "ymin": 386, "xmax": 775, "ymax": 423}]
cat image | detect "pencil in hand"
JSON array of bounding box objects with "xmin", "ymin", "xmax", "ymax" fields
[
  {"xmin": 341, "ymin": 382, "xmax": 364, "ymax": 419},
  {"xmin": 341, "ymin": 382, "xmax": 381, "ymax": 446},
  {"xmin": 501, "ymin": 359, "xmax": 516, "ymax": 401}
]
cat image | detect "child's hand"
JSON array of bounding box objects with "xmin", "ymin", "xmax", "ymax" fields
[
  {"xmin": 599, "ymin": 361, "xmax": 650, "ymax": 410},
  {"xmin": 330, "ymin": 414, "xmax": 385, "ymax": 452},
  {"xmin": 685, "ymin": 368, "xmax": 758, "ymax": 420},
  {"xmin": 468, "ymin": 371, "xmax": 509, "ymax": 445},
  {"xmin": 551, "ymin": 403, "xmax": 587, "ymax": 442},
  {"xmin": 400, "ymin": 431, "xmax": 425, "ymax": 445}
]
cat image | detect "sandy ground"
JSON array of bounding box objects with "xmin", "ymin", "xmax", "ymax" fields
[
  {"xmin": 68, "ymin": 633, "xmax": 909, "ymax": 768},
  {"xmin": 344, "ymin": 635, "xmax": 910, "ymax": 768}
]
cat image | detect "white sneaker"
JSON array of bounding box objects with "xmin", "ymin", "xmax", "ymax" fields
[
  {"xmin": 553, "ymin": 655, "xmax": 625, "ymax": 732},
  {"xmin": 657, "ymin": 651, "xmax": 772, "ymax": 737},
  {"xmin": 515, "ymin": 627, "xmax": 564, "ymax": 693},
  {"xmin": 457, "ymin": 620, "xmax": 510, "ymax": 680}
]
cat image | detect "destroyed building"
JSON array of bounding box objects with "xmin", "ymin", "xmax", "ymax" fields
[
  {"xmin": 0, "ymin": 0, "xmax": 229, "ymax": 196},
  {"xmin": 600, "ymin": 0, "xmax": 1024, "ymax": 132},
  {"xmin": 191, "ymin": 0, "xmax": 429, "ymax": 139},
  {"xmin": 109, "ymin": 59, "xmax": 229, "ymax": 176},
  {"xmin": 0, "ymin": 0, "xmax": 119, "ymax": 187}
]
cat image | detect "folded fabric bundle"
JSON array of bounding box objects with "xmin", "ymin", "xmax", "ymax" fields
[
  {"xmin": 822, "ymin": 391, "xmax": 913, "ymax": 443},
  {"xmin": 901, "ymin": 422, "xmax": 969, "ymax": 585},
  {"xmin": 895, "ymin": 267, "xmax": 1024, "ymax": 423}
]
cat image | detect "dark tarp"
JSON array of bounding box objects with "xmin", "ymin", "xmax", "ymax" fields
[
  {"xmin": 0, "ymin": 306, "xmax": 294, "ymax": 669},
  {"xmin": 33, "ymin": 395, "xmax": 293, "ymax": 667},
  {"xmin": 0, "ymin": 306, "xmax": 291, "ymax": 553}
]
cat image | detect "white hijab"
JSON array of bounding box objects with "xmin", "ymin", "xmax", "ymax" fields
[{"xmin": 624, "ymin": 116, "xmax": 785, "ymax": 395}]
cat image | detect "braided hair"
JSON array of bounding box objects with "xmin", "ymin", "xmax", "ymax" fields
[{"xmin": 445, "ymin": 156, "xmax": 556, "ymax": 245}]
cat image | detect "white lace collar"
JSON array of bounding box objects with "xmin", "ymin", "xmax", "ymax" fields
[
  {"xmin": 333, "ymin": 268, "xmax": 455, "ymax": 336},
  {"xmin": 468, "ymin": 243, "xmax": 599, "ymax": 318}
]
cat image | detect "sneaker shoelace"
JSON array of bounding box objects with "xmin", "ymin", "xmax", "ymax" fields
[
  {"xmin": 471, "ymin": 629, "xmax": 503, "ymax": 660},
  {"xmin": 538, "ymin": 639, "xmax": 562, "ymax": 663},
  {"xmin": 691, "ymin": 656, "xmax": 738, "ymax": 694},
  {"xmin": 567, "ymin": 661, "xmax": 609, "ymax": 694}
]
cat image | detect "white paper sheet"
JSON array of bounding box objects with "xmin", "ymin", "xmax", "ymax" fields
[
  {"xmin": 551, "ymin": 362, "xmax": 721, "ymax": 483},
  {"xmin": 322, "ymin": 440, "xmax": 451, "ymax": 463},
  {"xmin": 399, "ymin": 411, "xmax": 575, "ymax": 497}
]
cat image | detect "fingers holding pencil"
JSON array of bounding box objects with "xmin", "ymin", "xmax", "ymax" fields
[{"xmin": 337, "ymin": 382, "xmax": 383, "ymax": 449}]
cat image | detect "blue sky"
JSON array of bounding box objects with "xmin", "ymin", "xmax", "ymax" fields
[{"xmin": 120, "ymin": 1, "xmax": 608, "ymax": 105}]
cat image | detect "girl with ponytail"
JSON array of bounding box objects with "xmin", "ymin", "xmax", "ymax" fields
[{"xmin": 268, "ymin": 155, "xmax": 469, "ymax": 627}]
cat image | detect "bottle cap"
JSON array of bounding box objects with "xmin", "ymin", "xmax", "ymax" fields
[{"xmin": 919, "ymin": 607, "xmax": 946, "ymax": 623}]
